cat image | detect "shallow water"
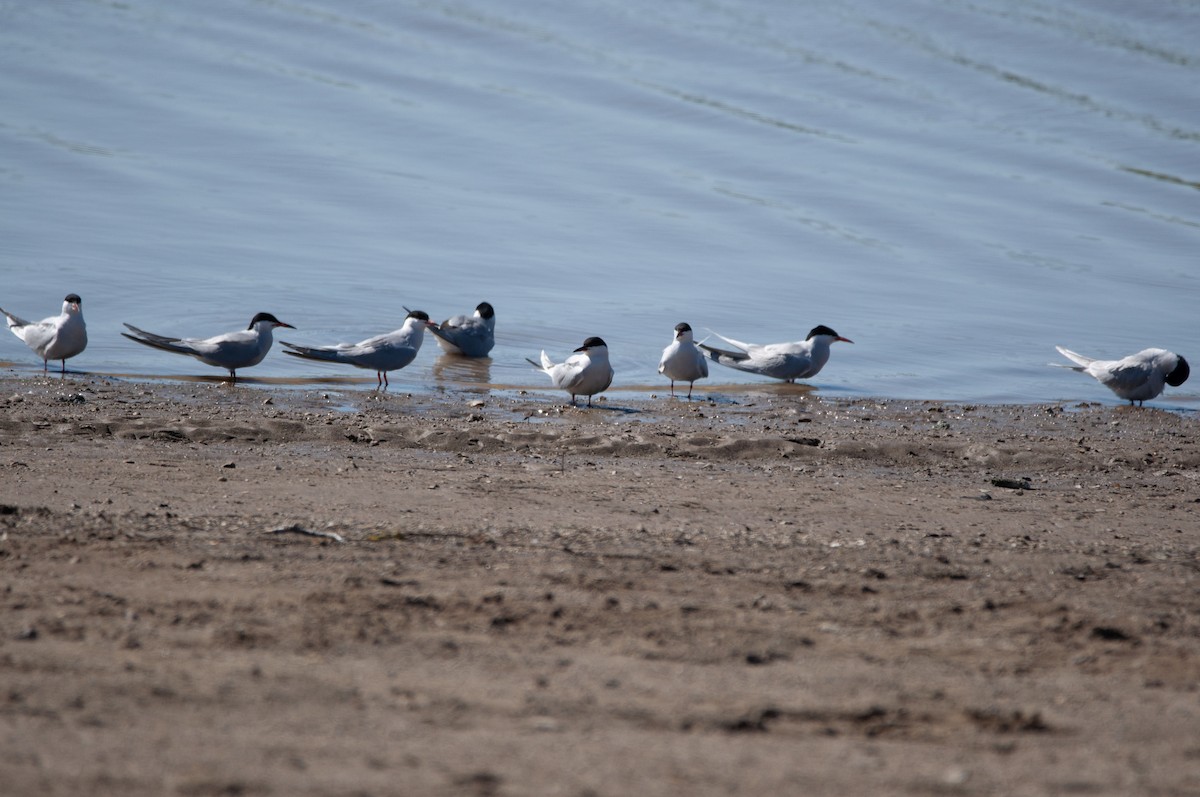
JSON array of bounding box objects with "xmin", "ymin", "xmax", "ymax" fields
[{"xmin": 2, "ymin": 0, "xmax": 1198, "ymax": 407}]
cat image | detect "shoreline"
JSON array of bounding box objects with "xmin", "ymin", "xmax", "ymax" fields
[
  {"xmin": 2, "ymin": 372, "xmax": 1198, "ymax": 795},
  {"xmin": 7, "ymin": 352, "xmax": 1198, "ymax": 412},
  {"xmin": 4, "ymin": 363, "xmax": 1195, "ymax": 411}
]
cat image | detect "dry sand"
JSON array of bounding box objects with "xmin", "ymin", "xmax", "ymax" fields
[{"xmin": 1, "ymin": 373, "xmax": 1198, "ymax": 796}]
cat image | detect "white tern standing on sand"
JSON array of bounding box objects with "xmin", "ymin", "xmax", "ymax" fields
[
  {"xmin": 1054, "ymin": 345, "xmax": 1189, "ymax": 406},
  {"xmin": 658, "ymin": 322, "xmax": 707, "ymax": 399},
  {"xmin": 527, "ymin": 336, "xmax": 613, "ymax": 407},
  {"xmin": 1, "ymin": 293, "xmax": 87, "ymax": 374}
]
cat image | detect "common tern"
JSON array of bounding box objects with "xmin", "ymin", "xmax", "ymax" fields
[
  {"xmin": 526, "ymin": 336, "xmax": 613, "ymax": 406},
  {"xmin": 280, "ymin": 310, "xmax": 434, "ymax": 388},
  {"xmin": 699, "ymin": 325, "xmax": 853, "ymax": 383},
  {"xmin": 428, "ymin": 301, "xmax": 495, "ymax": 357},
  {"xmin": 1, "ymin": 293, "xmax": 87, "ymax": 374},
  {"xmin": 121, "ymin": 312, "xmax": 295, "ymax": 381},
  {"xmin": 1055, "ymin": 345, "xmax": 1189, "ymax": 406},
  {"xmin": 658, "ymin": 322, "xmax": 708, "ymax": 399}
]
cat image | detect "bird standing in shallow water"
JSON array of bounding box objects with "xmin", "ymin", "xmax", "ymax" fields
[
  {"xmin": 428, "ymin": 302, "xmax": 495, "ymax": 358},
  {"xmin": 527, "ymin": 336, "xmax": 614, "ymax": 407},
  {"xmin": 1054, "ymin": 345, "xmax": 1189, "ymax": 406},
  {"xmin": 1, "ymin": 293, "xmax": 88, "ymax": 374},
  {"xmin": 280, "ymin": 310, "xmax": 434, "ymax": 388},
  {"xmin": 122, "ymin": 312, "xmax": 294, "ymax": 381},
  {"xmin": 699, "ymin": 325, "xmax": 852, "ymax": 383},
  {"xmin": 658, "ymin": 322, "xmax": 707, "ymax": 399}
]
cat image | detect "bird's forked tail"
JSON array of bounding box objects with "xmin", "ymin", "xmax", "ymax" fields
[
  {"xmin": 524, "ymin": 350, "xmax": 554, "ymax": 371},
  {"xmin": 1054, "ymin": 345, "xmax": 1094, "ymax": 372}
]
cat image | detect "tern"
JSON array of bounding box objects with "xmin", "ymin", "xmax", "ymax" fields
[
  {"xmin": 698, "ymin": 325, "xmax": 853, "ymax": 383},
  {"xmin": 121, "ymin": 312, "xmax": 295, "ymax": 381},
  {"xmin": 526, "ymin": 336, "xmax": 613, "ymax": 406},
  {"xmin": 428, "ymin": 301, "xmax": 495, "ymax": 357},
  {"xmin": 280, "ymin": 309, "xmax": 434, "ymax": 388},
  {"xmin": 1055, "ymin": 345, "xmax": 1189, "ymax": 406},
  {"xmin": 658, "ymin": 322, "xmax": 708, "ymax": 399},
  {"xmin": 1, "ymin": 293, "xmax": 87, "ymax": 374}
]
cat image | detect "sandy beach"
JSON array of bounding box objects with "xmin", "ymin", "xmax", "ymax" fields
[{"xmin": 1, "ymin": 373, "xmax": 1198, "ymax": 796}]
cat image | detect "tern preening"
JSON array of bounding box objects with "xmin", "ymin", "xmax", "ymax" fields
[
  {"xmin": 429, "ymin": 301, "xmax": 495, "ymax": 358},
  {"xmin": 280, "ymin": 309, "xmax": 434, "ymax": 388},
  {"xmin": 658, "ymin": 322, "xmax": 707, "ymax": 399},
  {"xmin": 699, "ymin": 325, "xmax": 852, "ymax": 383},
  {"xmin": 1055, "ymin": 345, "xmax": 1189, "ymax": 406},
  {"xmin": 526, "ymin": 336, "xmax": 613, "ymax": 406},
  {"xmin": 121, "ymin": 312, "xmax": 295, "ymax": 381},
  {"xmin": 1, "ymin": 293, "xmax": 87, "ymax": 374}
]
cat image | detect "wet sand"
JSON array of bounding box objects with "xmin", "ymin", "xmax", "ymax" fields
[{"xmin": 1, "ymin": 374, "xmax": 1198, "ymax": 796}]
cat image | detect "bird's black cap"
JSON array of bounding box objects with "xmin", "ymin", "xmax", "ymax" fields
[
  {"xmin": 476, "ymin": 302, "xmax": 495, "ymax": 318},
  {"xmin": 1167, "ymin": 355, "xmax": 1190, "ymax": 387},
  {"xmin": 249, "ymin": 312, "xmax": 285, "ymax": 328},
  {"xmin": 65, "ymin": 294, "xmax": 82, "ymax": 304},
  {"xmin": 807, "ymin": 325, "xmax": 841, "ymax": 340},
  {"xmin": 674, "ymin": 322, "xmax": 692, "ymax": 333},
  {"xmin": 406, "ymin": 309, "xmax": 430, "ymax": 321},
  {"xmin": 574, "ymin": 336, "xmax": 607, "ymax": 351}
]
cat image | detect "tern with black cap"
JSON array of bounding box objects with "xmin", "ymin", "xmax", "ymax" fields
[
  {"xmin": 122, "ymin": 312, "xmax": 295, "ymax": 381},
  {"xmin": 1, "ymin": 293, "xmax": 88, "ymax": 374},
  {"xmin": 428, "ymin": 302, "xmax": 496, "ymax": 358},
  {"xmin": 281, "ymin": 309, "xmax": 435, "ymax": 388},
  {"xmin": 658, "ymin": 322, "xmax": 708, "ymax": 399},
  {"xmin": 527, "ymin": 336, "xmax": 614, "ymax": 406},
  {"xmin": 699, "ymin": 325, "xmax": 853, "ymax": 383}
]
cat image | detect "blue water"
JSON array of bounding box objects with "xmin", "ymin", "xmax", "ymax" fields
[{"xmin": 2, "ymin": 0, "xmax": 1198, "ymax": 406}]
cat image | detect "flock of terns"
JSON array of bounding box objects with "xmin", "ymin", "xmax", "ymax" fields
[{"xmin": 1, "ymin": 293, "xmax": 1192, "ymax": 407}]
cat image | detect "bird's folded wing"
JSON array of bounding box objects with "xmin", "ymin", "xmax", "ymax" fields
[
  {"xmin": 121, "ymin": 329, "xmax": 193, "ymax": 355},
  {"xmin": 1103, "ymin": 362, "xmax": 1152, "ymax": 388},
  {"xmin": 122, "ymin": 323, "xmax": 183, "ymax": 345},
  {"xmin": 559, "ymin": 361, "xmax": 590, "ymax": 391},
  {"xmin": 280, "ymin": 341, "xmax": 347, "ymax": 362},
  {"xmin": 23, "ymin": 323, "xmax": 58, "ymax": 349},
  {"xmin": 657, "ymin": 348, "xmax": 671, "ymax": 372}
]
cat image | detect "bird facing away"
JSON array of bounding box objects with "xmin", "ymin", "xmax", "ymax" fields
[
  {"xmin": 698, "ymin": 325, "xmax": 853, "ymax": 383},
  {"xmin": 280, "ymin": 310, "xmax": 434, "ymax": 388},
  {"xmin": 658, "ymin": 322, "xmax": 708, "ymax": 399},
  {"xmin": 428, "ymin": 301, "xmax": 495, "ymax": 357},
  {"xmin": 121, "ymin": 312, "xmax": 295, "ymax": 381},
  {"xmin": 526, "ymin": 336, "xmax": 614, "ymax": 407},
  {"xmin": 1, "ymin": 293, "xmax": 87, "ymax": 374},
  {"xmin": 1055, "ymin": 345, "xmax": 1189, "ymax": 406}
]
